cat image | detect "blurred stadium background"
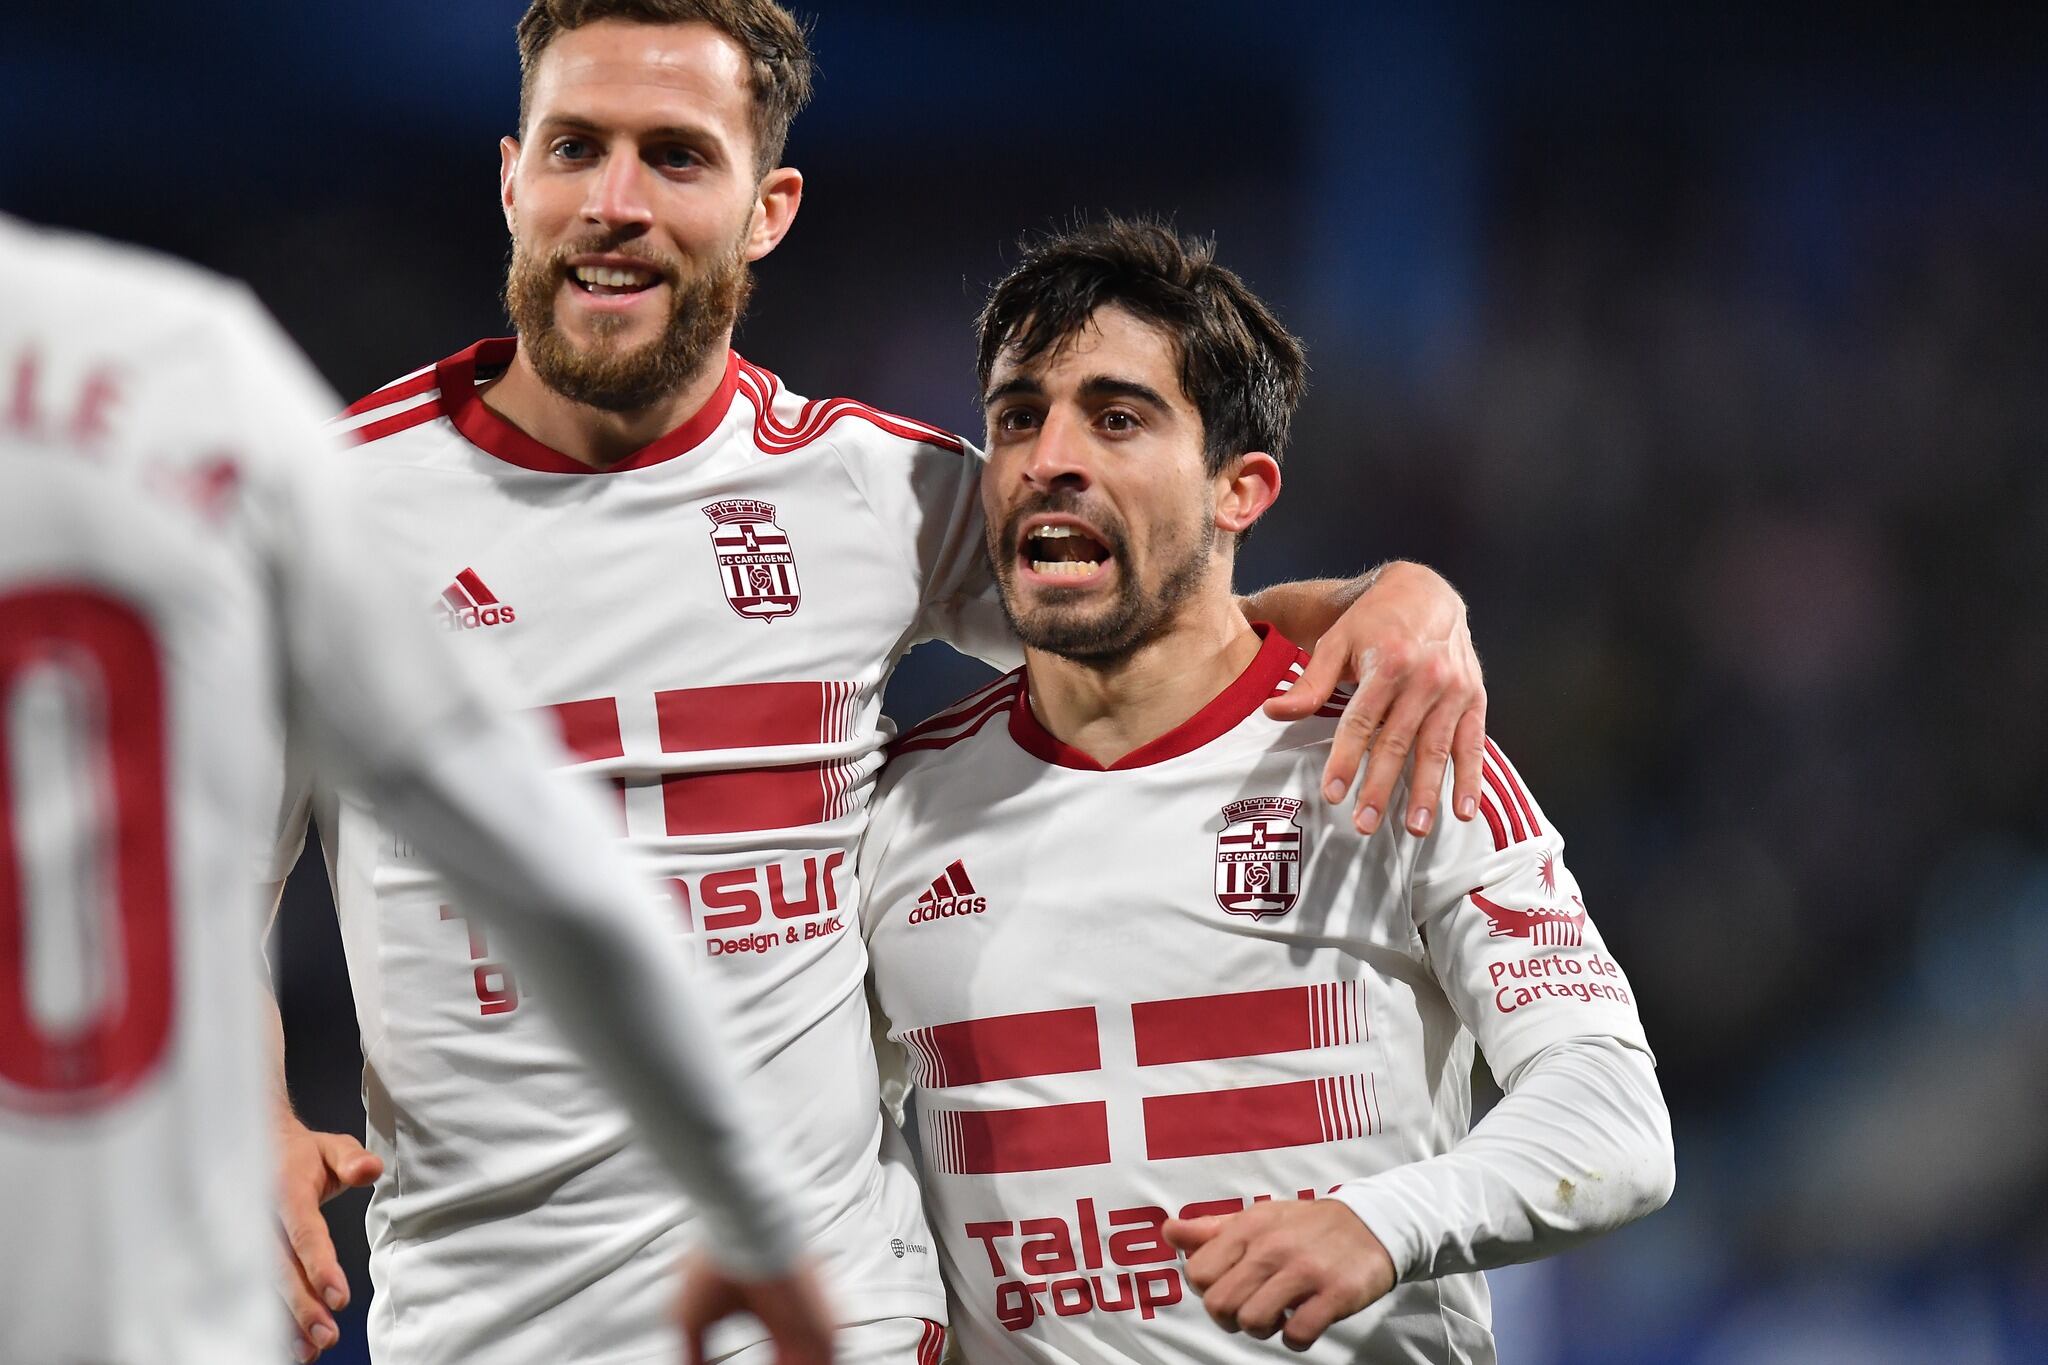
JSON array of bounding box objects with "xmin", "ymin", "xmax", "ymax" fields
[{"xmin": 9, "ymin": 2, "xmax": 2046, "ymax": 1360}]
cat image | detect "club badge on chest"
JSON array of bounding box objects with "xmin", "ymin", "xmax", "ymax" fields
[
  {"xmin": 704, "ymin": 498, "xmax": 803, "ymax": 622},
  {"xmin": 1215, "ymin": 797, "xmax": 1305, "ymax": 921}
]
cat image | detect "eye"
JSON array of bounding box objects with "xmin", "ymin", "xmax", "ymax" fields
[
  {"xmin": 1099, "ymin": 409, "xmax": 1139, "ymax": 433},
  {"xmin": 994, "ymin": 407, "xmax": 1041, "ymax": 433},
  {"xmin": 550, "ymin": 138, "xmax": 593, "ymax": 162},
  {"xmin": 656, "ymin": 145, "xmax": 702, "ymax": 171}
]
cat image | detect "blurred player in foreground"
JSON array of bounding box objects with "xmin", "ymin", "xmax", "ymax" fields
[
  {"xmin": 0, "ymin": 214, "xmax": 832, "ymax": 1365},
  {"xmin": 860, "ymin": 220, "xmax": 1675, "ymax": 1363},
  {"xmin": 274, "ymin": 2, "xmax": 1496, "ymax": 1362}
]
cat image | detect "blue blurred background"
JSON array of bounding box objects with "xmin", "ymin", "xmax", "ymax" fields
[{"xmin": 10, "ymin": 2, "xmax": 2046, "ymax": 1360}]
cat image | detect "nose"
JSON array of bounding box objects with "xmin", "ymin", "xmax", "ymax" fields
[
  {"xmin": 583, "ymin": 146, "xmax": 654, "ymax": 236},
  {"xmin": 1019, "ymin": 407, "xmax": 1094, "ymax": 493}
]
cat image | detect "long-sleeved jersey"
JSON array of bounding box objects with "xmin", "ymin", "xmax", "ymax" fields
[
  {"xmin": 0, "ymin": 219, "xmax": 803, "ymax": 1365},
  {"xmin": 860, "ymin": 625, "xmax": 1673, "ymax": 1365}
]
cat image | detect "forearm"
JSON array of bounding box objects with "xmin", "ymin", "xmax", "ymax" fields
[
  {"xmin": 1239, "ymin": 563, "xmax": 1387, "ymax": 649},
  {"xmin": 258, "ymin": 879, "xmax": 304, "ymax": 1128},
  {"xmin": 1332, "ymin": 1037, "xmax": 1674, "ymax": 1283},
  {"xmin": 373, "ymin": 717, "xmax": 803, "ymax": 1279}
]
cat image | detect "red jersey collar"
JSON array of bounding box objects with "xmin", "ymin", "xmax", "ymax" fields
[
  {"xmin": 1008, "ymin": 624, "xmax": 1305, "ymax": 771},
  {"xmin": 438, "ymin": 337, "xmax": 741, "ymax": 475}
]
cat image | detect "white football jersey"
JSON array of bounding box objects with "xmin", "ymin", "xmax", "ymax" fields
[
  {"xmin": 860, "ymin": 627, "xmax": 1655, "ymax": 1365},
  {"xmin": 292, "ymin": 339, "xmax": 1013, "ymax": 1363}
]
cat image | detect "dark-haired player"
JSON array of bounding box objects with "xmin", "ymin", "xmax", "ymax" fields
[{"xmin": 861, "ymin": 220, "xmax": 1673, "ymax": 1364}]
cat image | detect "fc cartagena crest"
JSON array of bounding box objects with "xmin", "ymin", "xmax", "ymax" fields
[
  {"xmin": 703, "ymin": 499, "xmax": 801, "ymax": 621},
  {"xmin": 1215, "ymin": 797, "xmax": 1305, "ymax": 920}
]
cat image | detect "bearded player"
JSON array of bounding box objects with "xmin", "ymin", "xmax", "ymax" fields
[
  {"xmin": 859, "ymin": 220, "xmax": 1674, "ymax": 1364},
  {"xmin": 275, "ymin": 3, "xmax": 1496, "ymax": 1362},
  {"xmin": 0, "ymin": 216, "xmax": 833, "ymax": 1365}
]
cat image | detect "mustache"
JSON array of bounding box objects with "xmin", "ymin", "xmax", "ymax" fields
[
  {"xmin": 996, "ymin": 489, "xmax": 1124, "ymax": 553},
  {"xmin": 538, "ymin": 236, "xmax": 682, "ymax": 287}
]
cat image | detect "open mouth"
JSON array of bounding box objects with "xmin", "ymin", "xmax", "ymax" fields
[
  {"xmin": 1020, "ymin": 520, "xmax": 1114, "ymax": 581},
  {"xmin": 568, "ymin": 262, "xmax": 664, "ymax": 298}
]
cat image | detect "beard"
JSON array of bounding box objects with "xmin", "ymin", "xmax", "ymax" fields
[
  {"xmin": 502, "ymin": 229, "xmax": 752, "ymax": 413},
  {"xmin": 988, "ymin": 490, "xmax": 1217, "ymax": 664}
]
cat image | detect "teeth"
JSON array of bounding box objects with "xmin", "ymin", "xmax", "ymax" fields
[
  {"xmin": 1031, "ymin": 560, "xmax": 1100, "ymax": 577},
  {"xmin": 573, "ymin": 265, "xmax": 656, "ymax": 288},
  {"xmin": 1033, "ymin": 525, "xmax": 1083, "ymax": 540}
]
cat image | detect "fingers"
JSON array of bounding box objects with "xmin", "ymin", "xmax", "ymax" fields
[
  {"xmin": 746, "ymin": 1269, "xmax": 836, "ymax": 1365},
  {"xmin": 1447, "ymin": 704, "xmax": 1487, "ymax": 825},
  {"xmin": 1317, "ymin": 653, "xmax": 1392, "ymax": 816},
  {"xmin": 1161, "ymin": 1215, "xmax": 1223, "ymax": 1254},
  {"xmin": 1280, "ymin": 1290, "xmax": 1349, "ymax": 1352},
  {"xmin": 676, "ymin": 1259, "xmax": 836, "ymax": 1365},
  {"xmin": 1348, "ymin": 681, "xmax": 1434, "ymax": 836},
  {"xmin": 673, "ymin": 1258, "xmax": 729, "ymax": 1365},
  {"xmin": 1264, "ymin": 634, "xmax": 1347, "ymax": 722},
  {"xmin": 1233, "ymin": 1265, "xmax": 1317, "ymax": 1340},
  {"xmin": 1191, "ymin": 1243, "xmax": 1279, "ymax": 1333},
  {"xmin": 314, "ymin": 1131, "xmax": 383, "ymax": 1198},
  {"xmin": 280, "ymin": 1243, "xmax": 340, "ymax": 1360},
  {"xmin": 281, "ymin": 1182, "xmax": 349, "ymax": 1313},
  {"xmin": 1398, "ymin": 694, "xmax": 1465, "ymax": 838}
]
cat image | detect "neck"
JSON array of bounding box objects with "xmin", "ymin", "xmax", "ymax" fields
[
  {"xmin": 479, "ymin": 337, "xmax": 732, "ymax": 469},
  {"xmin": 1024, "ymin": 592, "xmax": 1261, "ymax": 767}
]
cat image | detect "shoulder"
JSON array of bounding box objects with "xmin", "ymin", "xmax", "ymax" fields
[
  {"xmin": 1, "ymin": 217, "xmax": 300, "ymax": 392},
  {"xmin": 886, "ymin": 670, "xmax": 1026, "ymax": 766},
  {"xmin": 329, "ymin": 343, "xmax": 484, "ymax": 451},
  {"xmin": 3, "ymin": 217, "xmax": 247, "ymax": 326},
  {"xmin": 733, "ymin": 354, "xmax": 973, "ymax": 463},
  {"xmin": 875, "ymin": 671, "xmax": 1026, "ymax": 807}
]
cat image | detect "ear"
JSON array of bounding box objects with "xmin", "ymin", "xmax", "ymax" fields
[
  {"xmin": 744, "ymin": 166, "xmax": 804, "ymax": 263},
  {"xmin": 1213, "ymin": 451, "xmax": 1281, "ymax": 536},
  {"xmin": 499, "ymin": 136, "xmax": 521, "ymax": 232}
]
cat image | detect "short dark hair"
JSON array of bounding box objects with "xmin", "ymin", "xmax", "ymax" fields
[
  {"xmin": 975, "ymin": 218, "xmax": 1307, "ymax": 475},
  {"xmin": 516, "ymin": 0, "xmax": 814, "ymax": 175}
]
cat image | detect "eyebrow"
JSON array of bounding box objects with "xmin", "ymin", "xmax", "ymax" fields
[
  {"xmin": 982, "ymin": 374, "xmax": 1174, "ymax": 410},
  {"xmin": 535, "ymin": 113, "xmax": 724, "ymax": 148}
]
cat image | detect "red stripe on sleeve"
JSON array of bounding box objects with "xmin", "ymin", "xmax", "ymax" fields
[
  {"xmin": 656, "ymin": 681, "xmax": 833, "ymax": 753},
  {"xmin": 660, "ymin": 764, "xmax": 830, "ymax": 835},
  {"xmin": 1486, "ymin": 738, "xmax": 1542, "ymax": 836},
  {"xmin": 1478, "ymin": 793, "xmax": 1509, "ymax": 850},
  {"xmin": 1132, "ymin": 986, "xmax": 1316, "ymax": 1066},
  {"xmin": 341, "ymin": 369, "xmax": 437, "ymax": 417},
  {"xmin": 934, "ymin": 1101, "xmax": 1111, "ymax": 1174},
  {"xmin": 1144, "ymin": 1080, "xmax": 1328, "ymax": 1160},
  {"xmin": 347, "ymin": 399, "xmax": 443, "ymax": 446},
  {"xmin": 920, "ymin": 1007, "xmax": 1099, "ymax": 1088},
  {"xmin": 1484, "ymin": 764, "xmax": 1527, "ymax": 842}
]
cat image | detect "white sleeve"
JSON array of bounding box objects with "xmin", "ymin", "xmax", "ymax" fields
[
  {"xmin": 827, "ymin": 432, "xmax": 1020, "ymax": 669},
  {"xmin": 1329, "ymin": 744, "xmax": 1672, "ymax": 1281},
  {"xmin": 1331, "ymin": 1036, "xmax": 1673, "ymax": 1282},
  {"xmin": 227, "ymin": 296, "xmax": 802, "ymax": 1277}
]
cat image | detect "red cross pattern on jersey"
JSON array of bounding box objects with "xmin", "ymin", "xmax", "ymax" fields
[
  {"xmin": 703, "ymin": 498, "xmax": 802, "ymax": 621},
  {"xmin": 1214, "ymin": 796, "xmax": 1305, "ymax": 920}
]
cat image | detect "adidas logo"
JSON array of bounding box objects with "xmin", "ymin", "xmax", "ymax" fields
[
  {"xmin": 437, "ymin": 568, "xmax": 516, "ymax": 631},
  {"xmin": 909, "ymin": 859, "xmax": 987, "ymax": 925}
]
